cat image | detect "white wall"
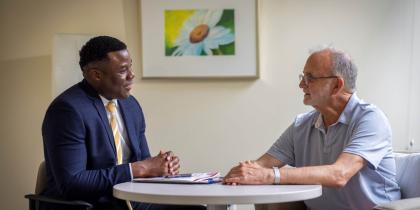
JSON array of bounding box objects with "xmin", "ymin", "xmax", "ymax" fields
[{"xmin": 0, "ymin": 1, "xmax": 418, "ymax": 210}]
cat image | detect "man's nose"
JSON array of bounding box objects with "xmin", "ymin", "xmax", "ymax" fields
[
  {"xmin": 299, "ymin": 78, "xmax": 306, "ymax": 88},
  {"xmin": 127, "ymin": 69, "xmax": 135, "ymax": 80}
]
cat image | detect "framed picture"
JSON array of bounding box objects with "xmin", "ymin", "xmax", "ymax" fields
[{"xmin": 140, "ymin": 0, "xmax": 259, "ymax": 79}]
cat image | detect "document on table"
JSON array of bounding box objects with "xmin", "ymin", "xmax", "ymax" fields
[{"xmin": 133, "ymin": 172, "xmax": 222, "ymax": 184}]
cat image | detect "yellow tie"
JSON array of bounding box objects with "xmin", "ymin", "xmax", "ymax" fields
[
  {"xmin": 106, "ymin": 101, "xmax": 132, "ymax": 210},
  {"xmin": 106, "ymin": 101, "xmax": 123, "ymax": 165}
]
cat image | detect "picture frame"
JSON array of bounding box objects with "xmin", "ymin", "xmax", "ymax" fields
[{"xmin": 140, "ymin": 0, "xmax": 259, "ymax": 79}]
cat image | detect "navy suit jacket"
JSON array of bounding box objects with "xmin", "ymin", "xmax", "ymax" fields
[{"xmin": 42, "ymin": 79, "xmax": 151, "ymax": 204}]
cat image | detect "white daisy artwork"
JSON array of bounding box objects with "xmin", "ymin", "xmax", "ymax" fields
[
  {"xmin": 165, "ymin": 9, "xmax": 235, "ymax": 56},
  {"xmin": 140, "ymin": 0, "xmax": 258, "ymax": 78}
]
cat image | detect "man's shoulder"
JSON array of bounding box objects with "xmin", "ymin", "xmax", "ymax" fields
[
  {"xmin": 48, "ymin": 81, "xmax": 92, "ymax": 110},
  {"xmin": 345, "ymin": 96, "xmax": 391, "ymax": 137},
  {"xmin": 294, "ymin": 110, "xmax": 318, "ymax": 127},
  {"xmin": 352, "ymin": 98, "xmax": 388, "ymax": 122},
  {"xmin": 60, "ymin": 82, "xmax": 84, "ymax": 97}
]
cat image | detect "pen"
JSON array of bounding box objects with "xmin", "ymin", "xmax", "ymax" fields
[
  {"xmin": 165, "ymin": 173, "xmax": 192, "ymax": 178},
  {"xmin": 207, "ymin": 177, "xmax": 223, "ymax": 184}
]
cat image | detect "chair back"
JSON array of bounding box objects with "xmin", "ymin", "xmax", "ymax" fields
[
  {"xmin": 25, "ymin": 161, "xmax": 94, "ymax": 210},
  {"xmin": 394, "ymin": 152, "xmax": 420, "ymax": 198},
  {"xmin": 35, "ymin": 161, "xmax": 47, "ymax": 194}
]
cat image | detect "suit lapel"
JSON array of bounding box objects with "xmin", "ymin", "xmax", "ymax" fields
[
  {"xmin": 93, "ymin": 98, "xmax": 117, "ymax": 156},
  {"xmin": 118, "ymin": 99, "xmax": 140, "ymax": 160},
  {"xmin": 80, "ymin": 80, "xmax": 117, "ymax": 157}
]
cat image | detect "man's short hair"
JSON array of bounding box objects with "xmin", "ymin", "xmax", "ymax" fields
[
  {"xmin": 310, "ymin": 46, "xmax": 358, "ymax": 93},
  {"xmin": 79, "ymin": 36, "xmax": 127, "ymax": 71}
]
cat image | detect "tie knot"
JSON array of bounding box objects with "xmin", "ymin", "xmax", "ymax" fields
[{"xmin": 106, "ymin": 101, "xmax": 117, "ymax": 113}]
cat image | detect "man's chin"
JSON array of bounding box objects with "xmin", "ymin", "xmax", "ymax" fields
[
  {"xmin": 115, "ymin": 92, "xmax": 131, "ymax": 99},
  {"xmin": 121, "ymin": 93, "xmax": 131, "ymax": 99},
  {"xmin": 303, "ymin": 95, "xmax": 313, "ymax": 105}
]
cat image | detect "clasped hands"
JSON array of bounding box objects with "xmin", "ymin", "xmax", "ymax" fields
[
  {"xmin": 223, "ymin": 160, "xmax": 274, "ymax": 185},
  {"xmin": 132, "ymin": 150, "xmax": 180, "ymax": 178}
]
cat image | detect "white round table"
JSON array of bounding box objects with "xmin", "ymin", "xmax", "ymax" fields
[{"xmin": 113, "ymin": 182, "xmax": 321, "ymax": 210}]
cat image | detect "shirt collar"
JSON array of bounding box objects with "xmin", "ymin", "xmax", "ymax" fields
[
  {"xmin": 337, "ymin": 93, "xmax": 359, "ymax": 125},
  {"xmin": 99, "ymin": 95, "xmax": 118, "ymax": 108},
  {"xmin": 312, "ymin": 93, "xmax": 360, "ymax": 128}
]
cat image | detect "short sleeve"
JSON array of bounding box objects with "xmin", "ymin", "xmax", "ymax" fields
[
  {"xmin": 267, "ymin": 123, "xmax": 296, "ymax": 166},
  {"xmin": 343, "ymin": 109, "xmax": 392, "ymax": 169}
]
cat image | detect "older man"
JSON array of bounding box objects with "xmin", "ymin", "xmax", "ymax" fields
[{"xmin": 224, "ymin": 47, "xmax": 401, "ymax": 210}]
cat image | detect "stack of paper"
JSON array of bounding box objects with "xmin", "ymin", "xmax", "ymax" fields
[{"xmin": 133, "ymin": 172, "xmax": 222, "ymax": 184}]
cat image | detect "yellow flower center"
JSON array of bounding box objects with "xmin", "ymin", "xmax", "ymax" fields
[{"xmin": 189, "ymin": 24, "xmax": 210, "ymax": 43}]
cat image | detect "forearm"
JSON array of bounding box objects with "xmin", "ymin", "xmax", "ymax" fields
[
  {"xmin": 256, "ymin": 153, "xmax": 285, "ymax": 168},
  {"xmin": 277, "ymin": 152, "xmax": 366, "ymax": 187},
  {"xmin": 279, "ymin": 164, "xmax": 348, "ymax": 188},
  {"xmin": 224, "ymin": 153, "xmax": 364, "ymax": 186}
]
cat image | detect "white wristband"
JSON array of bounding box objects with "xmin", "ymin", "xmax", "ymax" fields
[{"xmin": 273, "ymin": 167, "xmax": 280, "ymax": 184}]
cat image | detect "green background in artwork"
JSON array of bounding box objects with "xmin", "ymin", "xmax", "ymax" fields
[
  {"xmin": 214, "ymin": 9, "xmax": 235, "ymax": 56},
  {"xmin": 164, "ymin": 9, "xmax": 235, "ymax": 56}
]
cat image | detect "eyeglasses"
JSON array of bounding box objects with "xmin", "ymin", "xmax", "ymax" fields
[{"xmin": 299, "ymin": 73, "xmax": 339, "ymax": 84}]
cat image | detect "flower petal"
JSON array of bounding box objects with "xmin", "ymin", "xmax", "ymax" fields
[
  {"xmin": 206, "ymin": 10, "xmax": 223, "ymax": 27},
  {"xmin": 203, "ymin": 43, "xmax": 213, "ymax": 55},
  {"xmin": 173, "ymin": 35, "xmax": 186, "ymax": 46},
  {"xmin": 172, "ymin": 43, "xmax": 188, "ymax": 56},
  {"xmin": 208, "ymin": 26, "xmax": 235, "ymax": 45},
  {"xmin": 194, "ymin": 10, "xmax": 207, "ymax": 25},
  {"xmin": 215, "ymin": 33, "xmax": 235, "ymax": 45},
  {"xmin": 208, "ymin": 26, "xmax": 229, "ymax": 38},
  {"xmin": 180, "ymin": 43, "xmax": 201, "ymax": 56},
  {"xmin": 194, "ymin": 43, "xmax": 204, "ymax": 55},
  {"xmin": 172, "ymin": 47, "xmax": 182, "ymax": 56},
  {"xmin": 203, "ymin": 38, "xmax": 219, "ymax": 49},
  {"xmin": 183, "ymin": 19, "xmax": 195, "ymax": 33}
]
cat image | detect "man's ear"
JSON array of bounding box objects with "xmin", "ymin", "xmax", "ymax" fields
[
  {"xmin": 84, "ymin": 68, "xmax": 102, "ymax": 82},
  {"xmin": 332, "ymin": 77, "xmax": 345, "ymax": 95}
]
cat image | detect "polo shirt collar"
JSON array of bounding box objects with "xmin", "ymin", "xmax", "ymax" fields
[
  {"xmin": 337, "ymin": 93, "xmax": 359, "ymax": 125},
  {"xmin": 313, "ymin": 93, "xmax": 359, "ymax": 128}
]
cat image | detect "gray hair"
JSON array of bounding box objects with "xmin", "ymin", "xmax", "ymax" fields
[{"xmin": 310, "ymin": 46, "xmax": 357, "ymax": 93}]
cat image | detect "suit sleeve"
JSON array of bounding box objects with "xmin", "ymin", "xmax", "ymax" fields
[
  {"xmin": 133, "ymin": 98, "xmax": 151, "ymax": 160},
  {"xmin": 42, "ymin": 100, "xmax": 131, "ymax": 200}
]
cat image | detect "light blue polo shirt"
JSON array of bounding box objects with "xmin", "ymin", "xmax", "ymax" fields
[{"xmin": 267, "ymin": 94, "xmax": 401, "ymax": 210}]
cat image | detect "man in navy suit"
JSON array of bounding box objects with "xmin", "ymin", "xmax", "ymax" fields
[{"xmin": 41, "ymin": 36, "xmax": 205, "ymax": 210}]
